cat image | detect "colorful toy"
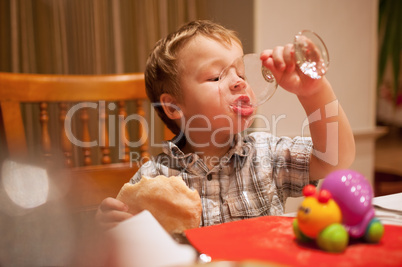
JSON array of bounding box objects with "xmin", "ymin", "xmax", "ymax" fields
[{"xmin": 293, "ymin": 169, "xmax": 384, "ymax": 253}]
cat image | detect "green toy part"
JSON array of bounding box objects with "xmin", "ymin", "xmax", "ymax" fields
[
  {"xmin": 365, "ymin": 218, "xmax": 384, "ymax": 243},
  {"xmin": 316, "ymin": 223, "xmax": 349, "ymax": 253}
]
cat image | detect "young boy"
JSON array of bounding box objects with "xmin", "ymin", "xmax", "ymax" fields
[{"xmin": 96, "ymin": 20, "xmax": 355, "ymax": 230}]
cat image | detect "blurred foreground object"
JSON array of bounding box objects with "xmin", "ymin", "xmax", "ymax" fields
[
  {"xmin": 107, "ymin": 210, "xmax": 197, "ymax": 267},
  {"xmin": 293, "ymin": 169, "xmax": 384, "ymax": 252},
  {"xmin": 0, "ymin": 160, "xmax": 76, "ymax": 266}
]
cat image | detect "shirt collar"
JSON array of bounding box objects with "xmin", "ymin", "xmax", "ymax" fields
[{"xmin": 161, "ymin": 133, "xmax": 253, "ymax": 175}]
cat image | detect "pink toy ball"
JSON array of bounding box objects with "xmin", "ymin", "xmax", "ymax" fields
[{"xmin": 320, "ymin": 169, "xmax": 375, "ymax": 238}]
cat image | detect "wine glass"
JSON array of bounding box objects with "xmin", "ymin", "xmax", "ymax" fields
[
  {"xmin": 293, "ymin": 30, "xmax": 329, "ymax": 79},
  {"xmin": 219, "ymin": 30, "xmax": 329, "ymax": 108}
]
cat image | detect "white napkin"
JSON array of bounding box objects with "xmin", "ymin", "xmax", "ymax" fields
[
  {"xmin": 373, "ymin": 193, "xmax": 402, "ymax": 226},
  {"xmin": 107, "ymin": 210, "xmax": 197, "ymax": 267},
  {"xmin": 373, "ymin": 193, "xmax": 402, "ymax": 212}
]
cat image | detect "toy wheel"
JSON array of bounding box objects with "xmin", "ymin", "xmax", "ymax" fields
[
  {"xmin": 293, "ymin": 219, "xmax": 311, "ymax": 242},
  {"xmin": 317, "ymin": 224, "xmax": 348, "ymax": 253},
  {"xmin": 365, "ymin": 218, "xmax": 384, "ymax": 243}
]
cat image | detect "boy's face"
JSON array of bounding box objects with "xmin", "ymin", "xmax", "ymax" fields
[{"xmin": 175, "ymin": 35, "xmax": 255, "ymax": 143}]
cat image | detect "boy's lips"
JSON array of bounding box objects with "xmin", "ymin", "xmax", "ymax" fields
[{"xmin": 230, "ymin": 95, "xmax": 255, "ymax": 116}]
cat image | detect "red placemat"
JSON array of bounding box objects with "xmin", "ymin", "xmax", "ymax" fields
[{"xmin": 185, "ymin": 216, "xmax": 402, "ymax": 266}]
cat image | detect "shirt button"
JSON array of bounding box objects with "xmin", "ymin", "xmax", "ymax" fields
[{"xmin": 207, "ymin": 174, "xmax": 212, "ymax": 181}]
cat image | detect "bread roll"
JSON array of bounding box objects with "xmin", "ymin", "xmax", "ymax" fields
[{"xmin": 116, "ymin": 175, "xmax": 202, "ymax": 233}]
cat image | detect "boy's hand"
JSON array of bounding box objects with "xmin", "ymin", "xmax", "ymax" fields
[
  {"xmin": 95, "ymin": 197, "xmax": 133, "ymax": 231},
  {"xmin": 260, "ymin": 44, "xmax": 326, "ymax": 96},
  {"xmin": 260, "ymin": 44, "xmax": 355, "ymax": 180}
]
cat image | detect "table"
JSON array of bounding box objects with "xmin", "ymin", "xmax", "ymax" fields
[{"xmin": 185, "ymin": 193, "xmax": 402, "ymax": 267}]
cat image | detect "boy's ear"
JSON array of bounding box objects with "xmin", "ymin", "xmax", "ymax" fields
[{"xmin": 159, "ymin": 93, "xmax": 182, "ymax": 120}]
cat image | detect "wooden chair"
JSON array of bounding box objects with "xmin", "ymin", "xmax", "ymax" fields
[{"xmin": 0, "ymin": 72, "xmax": 174, "ymax": 212}]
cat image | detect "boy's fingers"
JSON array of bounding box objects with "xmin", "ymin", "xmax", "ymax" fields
[
  {"xmin": 95, "ymin": 197, "xmax": 133, "ymax": 231},
  {"xmin": 99, "ymin": 197, "xmax": 129, "ymax": 212},
  {"xmin": 100, "ymin": 210, "xmax": 133, "ymax": 223},
  {"xmin": 260, "ymin": 49, "xmax": 273, "ymax": 61},
  {"xmin": 95, "ymin": 209, "xmax": 133, "ymax": 232},
  {"xmin": 283, "ymin": 44, "xmax": 295, "ymax": 69},
  {"xmin": 271, "ymin": 46, "xmax": 285, "ymax": 71}
]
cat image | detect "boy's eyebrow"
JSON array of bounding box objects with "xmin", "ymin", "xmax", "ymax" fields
[{"xmin": 198, "ymin": 58, "xmax": 228, "ymax": 74}]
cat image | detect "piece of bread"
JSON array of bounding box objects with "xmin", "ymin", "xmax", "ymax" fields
[{"xmin": 116, "ymin": 175, "xmax": 202, "ymax": 234}]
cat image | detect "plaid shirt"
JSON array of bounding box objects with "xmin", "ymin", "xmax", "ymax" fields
[{"xmin": 130, "ymin": 132, "xmax": 314, "ymax": 227}]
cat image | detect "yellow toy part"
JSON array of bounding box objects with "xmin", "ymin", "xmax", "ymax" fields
[{"xmin": 297, "ymin": 185, "xmax": 342, "ymax": 238}]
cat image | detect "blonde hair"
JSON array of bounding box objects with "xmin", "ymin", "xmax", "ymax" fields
[{"xmin": 145, "ymin": 20, "xmax": 242, "ymax": 136}]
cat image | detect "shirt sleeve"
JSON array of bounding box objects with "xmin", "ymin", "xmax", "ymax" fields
[
  {"xmin": 129, "ymin": 160, "xmax": 161, "ymax": 184},
  {"xmin": 269, "ymin": 134, "xmax": 315, "ymax": 198}
]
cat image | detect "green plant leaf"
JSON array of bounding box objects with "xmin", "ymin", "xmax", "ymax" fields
[
  {"xmin": 390, "ymin": 0, "xmax": 401, "ymax": 105},
  {"xmin": 377, "ymin": 0, "xmax": 402, "ymax": 107},
  {"xmin": 377, "ymin": 0, "xmax": 392, "ymax": 90}
]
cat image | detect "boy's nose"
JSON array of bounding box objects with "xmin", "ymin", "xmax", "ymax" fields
[{"xmin": 229, "ymin": 77, "xmax": 246, "ymax": 91}]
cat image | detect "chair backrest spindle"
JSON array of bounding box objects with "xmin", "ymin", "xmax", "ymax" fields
[
  {"xmin": 99, "ymin": 101, "xmax": 111, "ymax": 165},
  {"xmin": 39, "ymin": 102, "xmax": 52, "ymax": 162},
  {"xmin": 137, "ymin": 99, "xmax": 150, "ymax": 160},
  {"xmin": 59, "ymin": 102, "xmax": 73, "ymax": 167},
  {"xmin": 80, "ymin": 105, "xmax": 92, "ymax": 166},
  {"xmin": 118, "ymin": 101, "xmax": 130, "ymax": 163}
]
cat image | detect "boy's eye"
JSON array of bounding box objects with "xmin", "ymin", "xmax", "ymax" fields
[
  {"xmin": 238, "ymin": 72, "xmax": 246, "ymax": 80},
  {"xmin": 208, "ymin": 77, "xmax": 220, "ymax": 82}
]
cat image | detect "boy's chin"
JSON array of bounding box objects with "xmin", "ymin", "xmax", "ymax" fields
[
  {"xmin": 241, "ymin": 120, "xmax": 254, "ymax": 133},
  {"xmin": 225, "ymin": 119, "xmax": 255, "ymax": 136},
  {"xmin": 235, "ymin": 115, "xmax": 255, "ymax": 132}
]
